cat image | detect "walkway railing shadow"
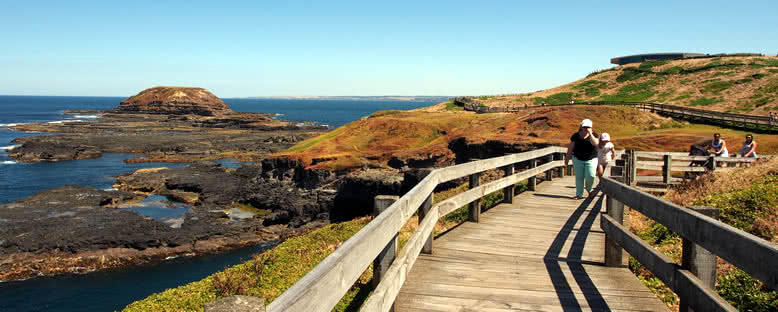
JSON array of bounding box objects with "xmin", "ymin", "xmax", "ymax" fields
[{"xmin": 542, "ymin": 188, "xmax": 609, "ymax": 311}]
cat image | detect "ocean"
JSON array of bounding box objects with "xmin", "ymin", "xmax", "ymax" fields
[
  {"xmin": 0, "ymin": 95, "xmax": 436, "ymax": 311},
  {"xmin": 0, "ymin": 95, "xmax": 435, "ymax": 204}
]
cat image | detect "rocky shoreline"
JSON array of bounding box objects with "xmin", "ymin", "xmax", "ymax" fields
[{"xmin": 0, "ymin": 87, "xmax": 349, "ymax": 280}]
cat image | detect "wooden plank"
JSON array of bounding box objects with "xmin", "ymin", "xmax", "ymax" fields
[
  {"xmin": 635, "ymin": 176, "xmax": 684, "ymax": 183},
  {"xmin": 635, "ymin": 163, "xmax": 706, "ymax": 172},
  {"xmin": 600, "ymin": 177, "xmax": 778, "ymax": 290},
  {"xmin": 395, "ymin": 293, "xmax": 664, "ymax": 312},
  {"xmin": 600, "ymin": 215, "xmax": 736, "ymax": 312}
]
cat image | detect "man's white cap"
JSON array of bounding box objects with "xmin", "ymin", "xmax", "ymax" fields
[
  {"xmin": 600, "ymin": 133, "xmax": 611, "ymax": 141},
  {"xmin": 580, "ymin": 119, "xmax": 593, "ymax": 128}
]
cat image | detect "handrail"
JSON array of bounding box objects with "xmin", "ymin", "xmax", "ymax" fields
[
  {"xmin": 599, "ymin": 176, "xmax": 778, "ymax": 311},
  {"xmin": 625, "ymin": 150, "xmax": 771, "ymax": 192},
  {"xmin": 267, "ymin": 146, "xmax": 568, "ymax": 311}
]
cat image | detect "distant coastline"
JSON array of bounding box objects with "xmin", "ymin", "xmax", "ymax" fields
[{"xmin": 245, "ymin": 95, "xmax": 450, "ymax": 102}]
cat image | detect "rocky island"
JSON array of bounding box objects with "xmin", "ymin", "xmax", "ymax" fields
[{"xmin": 0, "ymin": 87, "xmax": 344, "ymax": 280}]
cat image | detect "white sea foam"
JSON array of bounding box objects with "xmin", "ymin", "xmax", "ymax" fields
[
  {"xmin": 103, "ymin": 188, "xmax": 118, "ymax": 192},
  {"xmin": 1, "ymin": 161, "xmax": 17, "ymax": 165},
  {"xmin": 0, "ymin": 123, "xmax": 23, "ymax": 127},
  {"xmin": 71, "ymin": 115, "xmax": 99, "ymax": 119},
  {"xmin": 48, "ymin": 119, "xmax": 83, "ymax": 124},
  {"xmin": 1, "ymin": 145, "xmax": 21, "ymax": 151}
]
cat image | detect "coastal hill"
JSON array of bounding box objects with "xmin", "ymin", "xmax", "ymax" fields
[
  {"xmin": 278, "ymin": 56, "xmax": 778, "ymax": 172},
  {"xmin": 477, "ymin": 55, "xmax": 778, "ymax": 114},
  {"xmin": 119, "ymin": 86, "xmax": 234, "ymax": 116}
]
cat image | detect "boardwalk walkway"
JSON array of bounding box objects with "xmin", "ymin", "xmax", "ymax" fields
[{"xmin": 395, "ymin": 176, "xmax": 669, "ymax": 312}]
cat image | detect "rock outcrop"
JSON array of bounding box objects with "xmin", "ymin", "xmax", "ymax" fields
[{"xmin": 119, "ymin": 86, "xmax": 233, "ymax": 116}]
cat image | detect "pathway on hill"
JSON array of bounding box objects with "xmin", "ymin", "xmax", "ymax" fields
[{"xmin": 395, "ymin": 175, "xmax": 669, "ymax": 311}]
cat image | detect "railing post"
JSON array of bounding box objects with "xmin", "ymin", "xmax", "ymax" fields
[
  {"xmin": 545, "ymin": 154, "xmax": 554, "ymax": 181},
  {"xmin": 502, "ymin": 164, "xmax": 514, "ymax": 204},
  {"xmin": 528, "ymin": 159, "xmax": 537, "ymax": 191},
  {"xmin": 554, "ymin": 153, "xmax": 564, "ymax": 177},
  {"xmin": 605, "ymin": 195, "xmax": 626, "ymax": 267},
  {"xmin": 468, "ymin": 172, "xmax": 481, "ymax": 223},
  {"xmin": 372, "ymin": 195, "xmax": 399, "ymax": 311},
  {"xmin": 663, "ymin": 154, "xmax": 672, "ymax": 185},
  {"xmin": 628, "ymin": 149, "xmax": 637, "ymax": 186},
  {"xmin": 708, "ymin": 155, "xmax": 717, "ymax": 172},
  {"xmin": 418, "ymin": 194, "xmax": 434, "ymax": 254},
  {"xmin": 680, "ymin": 206, "xmax": 720, "ymax": 312}
]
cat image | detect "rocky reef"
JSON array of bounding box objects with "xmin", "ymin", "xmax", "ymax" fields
[{"xmin": 118, "ymin": 86, "xmax": 233, "ymax": 116}]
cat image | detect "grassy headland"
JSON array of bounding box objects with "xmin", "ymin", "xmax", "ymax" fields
[{"xmin": 480, "ymin": 56, "xmax": 778, "ymax": 114}]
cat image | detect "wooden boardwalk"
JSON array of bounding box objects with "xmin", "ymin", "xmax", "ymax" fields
[{"xmin": 395, "ymin": 176, "xmax": 669, "ymax": 312}]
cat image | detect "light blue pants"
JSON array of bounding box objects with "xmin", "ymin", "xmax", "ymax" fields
[{"xmin": 573, "ymin": 156, "xmax": 598, "ymax": 197}]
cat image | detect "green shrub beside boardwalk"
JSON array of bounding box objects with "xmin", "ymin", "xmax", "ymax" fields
[{"xmin": 123, "ymin": 218, "xmax": 370, "ymax": 312}]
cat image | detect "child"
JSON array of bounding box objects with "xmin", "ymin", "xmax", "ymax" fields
[{"xmin": 597, "ymin": 133, "xmax": 615, "ymax": 177}]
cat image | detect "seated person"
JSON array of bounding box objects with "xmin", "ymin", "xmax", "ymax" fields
[{"xmin": 738, "ymin": 134, "xmax": 757, "ymax": 157}]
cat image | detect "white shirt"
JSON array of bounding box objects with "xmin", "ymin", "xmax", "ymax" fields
[{"xmin": 598, "ymin": 142, "xmax": 614, "ymax": 165}]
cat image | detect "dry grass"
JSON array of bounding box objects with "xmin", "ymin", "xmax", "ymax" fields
[
  {"xmin": 277, "ymin": 106, "xmax": 684, "ymax": 171},
  {"xmin": 664, "ymin": 157, "xmax": 778, "ymax": 206},
  {"xmin": 480, "ymin": 56, "xmax": 778, "ymax": 115}
]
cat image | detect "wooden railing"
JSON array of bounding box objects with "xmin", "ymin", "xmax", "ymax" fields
[
  {"xmin": 455, "ymin": 98, "xmax": 778, "ymax": 131},
  {"xmin": 622, "ymin": 150, "xmax": 768, "ymax": 193},
  {"xmin": 599, "ymin": 177, "xmax": 778, "ymax": 312},
  {"xmin": 267, "ymin": 146, "xmax": 569, "ymax": 312}
]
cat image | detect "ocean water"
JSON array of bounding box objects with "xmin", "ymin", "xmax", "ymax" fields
[
  {"xmin": 0, "ymin": 95, "xmax": 435, "ymax": 204},
  {"xmin": 0, "ymin": 95, "xmax": 435, "ymax": 311}
]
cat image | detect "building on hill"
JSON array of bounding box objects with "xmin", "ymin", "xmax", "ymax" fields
[
  {"xmin": 610, "ymin": 53, "xmax": 705, "ymax": 65},
  {"xmin": 610, "ymin": 52, "xmax": 763, "ymax": 65}
]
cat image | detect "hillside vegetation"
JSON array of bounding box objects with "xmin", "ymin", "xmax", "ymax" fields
[
  {"xmin": 627, "ymin": 157, "xmax": 778, "ymax": 311},
  {"xmin": 279, "ymin": 105, "xmax": 778, "ymax": 171},
  {"xmin": 481, "ymin": 56, "xmax": 778, "ymax": 114},
  {"xmin": 278, "ymin": 106, "xmax": 689, "ymax": 170}
]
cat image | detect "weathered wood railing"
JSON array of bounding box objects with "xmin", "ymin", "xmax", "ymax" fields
[
  {"xmin": 456, "ymin": 98, "xmax": 778, "ymax": 131},
  {"xmin": 600, "ymin": 177, "xmax": 778, "ymax": 311},
  {"xmin": 267, "ymin": 146, "xmax": 569, "ymax": 312},
  {"xmin": 623, "ymin": 150, "xmax": 768, "ymax": 192}
]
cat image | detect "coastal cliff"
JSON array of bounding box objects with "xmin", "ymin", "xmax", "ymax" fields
[{"xmin": 118, "ymin": 86, "xmax": 233, "ymax": 116}]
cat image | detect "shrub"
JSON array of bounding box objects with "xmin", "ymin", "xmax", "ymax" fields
[
  {"xmin": 638, "ymin": 60, "xmax": 668, "ymax": 70},
  {"xmin": 718, "ymin": 268, "xmax": 778, "ymax": 312},
  {"xmin": 690, "ymin": 97, "xmax": 722, "ymax": 106},
  {"xmin": 616, "ymin": 68, "xmax": 645, "ymax": 82},
  {"xmin": 662, "ymin": 66, "xmax": 683, "ymax": 74},
  {"xmin": 702, "ymin": 80, "xmax": 735, "ymax": 94}
]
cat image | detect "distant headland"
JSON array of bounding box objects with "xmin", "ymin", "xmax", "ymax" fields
[{"xmin": 247, "ymin": 95, "xmax": 450, "ymax": 102}]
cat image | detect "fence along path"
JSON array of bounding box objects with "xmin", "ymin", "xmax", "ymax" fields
[
  {"xmin": 394, "ymin": 175, "xmax": 668, "ymax": 311},
  {"xmin": 267, "ymin": 146, "xmax": 778, "ymax": 312},
  {"xmin": 455, "ymin": 97, "xmax": 778, "ymax": 131}
]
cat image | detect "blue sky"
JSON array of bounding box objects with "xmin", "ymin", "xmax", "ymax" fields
[{"xmin": 1, "ymin": 1, "xmax": 776, "ymax": 97}]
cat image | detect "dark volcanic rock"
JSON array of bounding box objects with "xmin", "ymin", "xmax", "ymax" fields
[
  {"xmin": 332, "ymin": 169, "xmax": 403, "ymax": 221},
  {"xmin": 119, "ymin": 86, "xmax": 233, "ymax": 116},
  {"xmin": 9, "ymin": 140, "xmax": 102, "ymax": 162}
]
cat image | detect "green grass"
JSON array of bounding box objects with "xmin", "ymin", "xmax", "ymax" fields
[
  {"xmin": 123, "ymin": 218, "xmax": 371, "ymax": 312},
  {"xmin": 702, "ymin": 80, "xmax": 735, "ymax": 94},
  {"xmin": 630, "ymin": 169, "xmax": 778, "ymax": 311},
  {"xmin": 286, "ymin": 126, "xmax": 347, "ymax": 153},
  {"xmin": 535, "ymin": 92, "xmax": 577, "ymax": 105},
  {"xmin": 690, "ymin": 97, "xmax": 722, "ymax": 106},
  {"xmin": 444, "ymin": 101, "xmax": 464, "ymax": 111},
  {"xmin": 662, "ymin": 66, "xmax": 683, "ymax": 74},
  {"xmin": 615, "ymin": 68, "xmax": 646, "ymax": 82},
  {"xmin": 638, "ymin": 60, "xmax": 668, "ymax": 70},
  {"xmin": 599, "ymin": 79, "xmax": 660, "ymax": 102}
]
